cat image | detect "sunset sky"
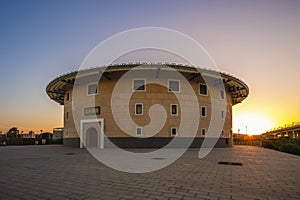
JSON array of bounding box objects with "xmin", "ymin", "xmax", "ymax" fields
[{"xmin": 0, "ymin": 0, "xmax": 299, "ymax": 135}]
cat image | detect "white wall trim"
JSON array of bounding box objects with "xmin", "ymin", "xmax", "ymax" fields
[
  {"xmin": 135, "ymin": 103, "xmax": 143, "ymax": 115},
  {"xmin": 168, "ymin": 79, "xmax": 180, "ymax": 93},
  {"xmin": 87, "ymin": 82, "xmax": 99, "ymax": 96},
  {"xmin": 199, "ymin": 83, "xmax": 208, "ymax": 96},
  {"xmin": 170, "ymin": 104, "xmax": 178, "ymax": 116},
  {"xmin": 132, "ymin": 79, "xmax": 146, "ymax": 92},
  {"xmin": 80, "ymin": 118, "xmax": 104, "ymax": 149}
]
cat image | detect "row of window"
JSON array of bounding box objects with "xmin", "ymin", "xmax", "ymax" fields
[
  {"xmin": 65, "ymin": 105, "xmax": 225, "ymax": 119},
  {"xmin": 135, "ymin": 127, "xmax": 179, "ymax": 137},
  {"xmin": 65, "ymin": 128, "xmax": 225, "ymax": 138},
  {"xmin": 135, "ymin": 103, "xmax": 179, "ymax": 116},
  {"xmin": 136, "ymin": 127, "xmax": 226, "ymax": 137},
  {"xmin": 134, "ymin": 80, "xmax": 225, "ymax": 98},
  {"xmin": 66, "ymin": 83, "xmax": 99, "ymax": 100},
  {"xmin": 65, "ymin": 80, "xmax": 226, "ymax": 99},
  {"xmin": 135, "ymin": 103, "xmax": 225, "ymax": 119},
  {"xmin": 64, "ymin": 125, "xmax": 225, "ymax": 137},
  {"xmin": 65, "ymin": 104, "xmax": 179, "ymax": 117}
]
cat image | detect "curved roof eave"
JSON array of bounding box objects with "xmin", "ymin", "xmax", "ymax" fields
[{"xmin": 46, "ymin": 63, "xmax": 249, "ymax": 105}]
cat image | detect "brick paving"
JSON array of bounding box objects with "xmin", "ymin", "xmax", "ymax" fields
[{"xmin": 0, "ymin": 145, "xmax": 299, "ymax": 200}]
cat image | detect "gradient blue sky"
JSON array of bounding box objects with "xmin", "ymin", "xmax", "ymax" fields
[{"xmin": 0, "ymin": 0, "xmax": 299, "ymax": 134}]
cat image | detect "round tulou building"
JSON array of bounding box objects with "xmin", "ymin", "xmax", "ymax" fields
[{"xmin": 46, "ymin": 63, "xmax": 249, "ymax": 148}]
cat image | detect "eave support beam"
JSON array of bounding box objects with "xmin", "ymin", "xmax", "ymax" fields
[
  {"xmin": 61, "ymin": 79, "xmax": 75, "ymax": 85},
  {"xmin": 47, "ymin": 89, "xmax": 65, "ymax": 95},
  {"xmin": 189, "ymin": 73, "xmax": 200, "ymax": 81},
  {"xmin": 229, "ymin": 86, "xmax": 246, "ymax": 92},
  {"xmin": 103, "ymin": 72, "xmax": 111, "ymax": 80}
]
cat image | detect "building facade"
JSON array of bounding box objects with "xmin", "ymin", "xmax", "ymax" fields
[
  {"xmin": 53, "ymin": 128, "xmax": 64, "ymax": 140},
  {"xmin": 20, "ymin": 131, "xmax": 35, "ymax": 139},
  {"xmin": 46, "ymin": 64, "xmax": 249, "ymax": 148}
]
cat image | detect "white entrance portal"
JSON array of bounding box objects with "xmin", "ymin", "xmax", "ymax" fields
[{"xmin": 80, "ymin": 118, "xmax": 104, "ymax": 149}]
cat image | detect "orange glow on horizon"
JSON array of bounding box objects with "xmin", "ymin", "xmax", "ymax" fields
[
  {"xmin": 232, "ymin": 96, "xmax": 300, "ymax": 135},
  {"xmin": 233, "ymin": 111, "xmax": 275, "ymax": 135}
]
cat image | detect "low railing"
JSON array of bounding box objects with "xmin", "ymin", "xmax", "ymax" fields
[{"xmin": 266, "ymin": 122, "xmax": 300, "ymax": 133}]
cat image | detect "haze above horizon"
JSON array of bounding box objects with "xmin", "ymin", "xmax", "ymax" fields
[{"xmin": 0, "ymin": 0, "xmax": 299, "ymax": 135}]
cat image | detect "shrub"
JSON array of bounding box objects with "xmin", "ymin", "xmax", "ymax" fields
[{"xmin": 262, "ymin": 138, "xmax": 300, "ymax": 156}]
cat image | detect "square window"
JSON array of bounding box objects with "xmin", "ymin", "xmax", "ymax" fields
[
  {"xmin": 87, "ymin": 83, "xmax": 98, "ymax": 95},
  {"xmin": 170, "ymin": 104, "xmax": 178, "ymax": 116},
  {"xmin": 135, "ymin": 103, "xmax": 143, "ymax": 115},
  {"xmin": 171, "ymin": 127, "xmax": 177, "ymax": 136},
  {"xmin": 168, "ymin": 80, "xmax": 180, "ymax": 92},
  {"xmin": 136, "ymin": 127, "xmax": 142, "ymax": 136},
  {"xmin": 201, "ymin": 128, "xmax": 206, "ymax": 136},
  {"xmin": 221, "ymin": 110, "xmax": 225, "ymax": 120},
  {"xmin": 201, "ymin": 106, "xmax": 206, "ymax": 117},
  {"xmin": 66, "ymin": 112, "xmax": 69, "ymax": 120},
  {"xmin": 133, "ymin": 80, "xmax": 146, "ymax": 91},
  {"xmin": 199, "ymin": 84, "xmax": 207, "ymax": 95}
]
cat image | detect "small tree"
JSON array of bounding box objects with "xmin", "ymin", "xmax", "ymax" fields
[{"xmin": 6, "ymin": 127, "xmax": 19, "ymax": 138}]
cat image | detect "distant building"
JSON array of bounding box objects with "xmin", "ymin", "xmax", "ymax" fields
[
  {"xmin": 53, "ymin": 128, "xmax": 63, "ymax": 140},
  {"xmin": 20, "ymin": 131, "xmax": 35, "ymax": 138},
  {"xmin": 36, "ymin": 132, "xmax": 53, "ymax": 140}
]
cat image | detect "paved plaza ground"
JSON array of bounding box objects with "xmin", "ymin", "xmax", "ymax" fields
[{"xmin": 0, "ymin": 145, "xmax": 299, "ymax": 200}]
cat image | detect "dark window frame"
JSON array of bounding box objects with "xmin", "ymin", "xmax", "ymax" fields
[
  {"xmin": 136, "ymin": 127, "xmax": 142, "ymax": 136},
  {"xmin": 199, "ymin": 84, "xmax": 208, "ymax": 96},
  {"xmin": 201, "ymin": 106, "xmax": 207, "ymax": 117},
  {"xmin": 170, "ymin": 104, "xmax": 178, "ymax": 116},
  {"xmin": 201, "ymin": 128, "xmax": 206, "ymax": 136},
  {"xmin": 135, "ymin": 103, "xmax": 143, "ymax": 115},
  {"xmin": 171, "ymin": 127, "xmax": 177, "ymax": 136},
  {"xmin": 66, "ymin": 92, "xmax": 70, "ymax": 101},
  {"xmin": 221, "ymin": 90, "xmax": 225, "ymax": 100}
]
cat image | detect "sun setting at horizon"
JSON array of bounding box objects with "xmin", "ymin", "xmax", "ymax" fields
[{"xmin": 233, "ymin": 112, "xmax": 274, "ymax": 135}]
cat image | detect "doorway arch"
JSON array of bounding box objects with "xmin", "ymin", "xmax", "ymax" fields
[
  {"xmin": 86, "ymin": 127, "xmax": 98, "ymax": 148},
  {"xmin": 80, "ymin": 118, "xmax": 104, "ymax": 149}
]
